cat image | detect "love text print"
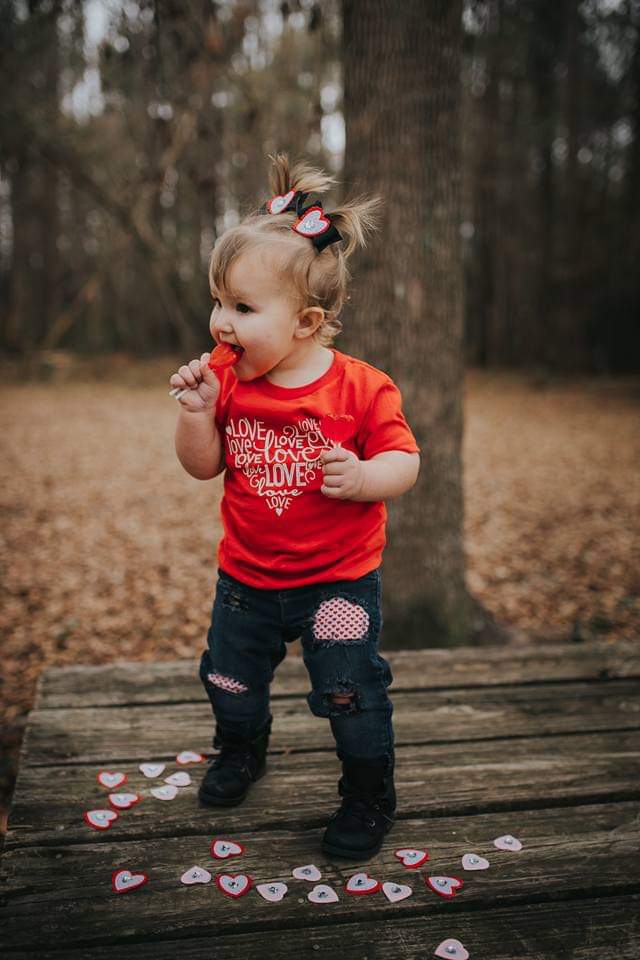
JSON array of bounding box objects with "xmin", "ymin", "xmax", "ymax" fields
[{"xmin": 225, "ymin": 416, "xmax": 332, "ymax": 516}]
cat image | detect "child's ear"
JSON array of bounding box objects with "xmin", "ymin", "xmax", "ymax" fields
[{"xmin": 295, "ymin": 306, "xmax": 325, "ymax": 339}]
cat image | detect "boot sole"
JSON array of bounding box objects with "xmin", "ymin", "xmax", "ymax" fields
[
  {"xmin": 321, "ymin": 819, "xmax": 395, "ymax": 860},
  {"xmin": 198, "ymin": 764, "xmax": 266, "ymax": 807}
]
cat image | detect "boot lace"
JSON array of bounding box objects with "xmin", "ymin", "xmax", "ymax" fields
[
  {"xmin": 332, "ymin": 795, "xmax": 394, "ymax": 831},
  {"xmin": 209, "ymin": 745, "xmax": 253, "ymax": 776}
]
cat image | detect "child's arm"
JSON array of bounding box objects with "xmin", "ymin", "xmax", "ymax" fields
[
  {"xmin": 320, "ymin": 448, "xmax": 420, "ymax": 502},
  {"xmin": 175, "ymin": 407, "xmax": 225, "ymax": 480}
]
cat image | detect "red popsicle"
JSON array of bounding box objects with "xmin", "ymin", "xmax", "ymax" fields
[
  {"xmin": 208, "ymin": 343, "xmax": 242, "ymax": 369},
  {"xmin": 320, "ymin": 413, "xmax": 355, "ymax": 445}
]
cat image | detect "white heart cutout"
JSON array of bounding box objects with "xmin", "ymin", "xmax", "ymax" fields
[
  {"xmin": 434, "ymin": 939, "xmax": 469, "ymax": 960},
  {"xmin": 181, "ymin": 866, "xmax": 211, "ymax": 885},
  {"xmin": 108, "ymin": 792, "xmax": 141, "ymax": 810},
  {"xmin": 294, "ymin": 207, "xmax": 330, "ymax": 237},
  {"xmin": 257, "ymin": 881, "xmax": 288, "ymax": 902},
  {"xmin": 165, "ymin": 771, "xmax": 191, "ymax": 787},
  {"xmin": 426, "ymin": 875, "xmax": 464, "ymax": 898},
  {"xmin": 216, "ymin": 873, "xmax": 252, "ymax": 898},
  {"xmin": 292, "ymin": 864, "xmax": 321, "ymax": 881},
  {"xmin": 112, "ymin": 869, "xmax": 148, "ymax": 894},
  {"xmin": 150, "ymin": 784, "xmax": 178, "ymax": 801},
  {"xmin": 97, "ymin": 771, "xmax": 127, "ymax": 789},
  {"xmin": 308, "ymin": 884, "xmax": 339, "ymax": 904},
  {"xmin": 394, "ymin": 847, "xmax": 429, "ymax": 868},
  {"xmin": 210, "ymin": 838, "xmax": 244, "ymax": 859},
  {"xmin": 139, "ymin": 763, "xmax": 166, "ymax": 778},
  {"xmin": 345, "ymin": 872, "xmax": 381, "ymax": 895},
  {"xmin": 381, "ymin": 881, "xmax": 413, "ymax": 902},
  {"xmin": 268, "ymin": 190, "xmax": 295, "ymax": 214},
  {"xmin": 84, "ymin": 809, "xmax": 118, "ymax": 831},
  {"xmin": 462, "ymin": 852, "xmax": 490, "ymax": 870},
  {"xmin": 176, "ymin": 751, "xmax": 204, "ymax": 765},
  {"xmin": 494, "ymin": 833, "xmax": 523, "ymax": 851}
]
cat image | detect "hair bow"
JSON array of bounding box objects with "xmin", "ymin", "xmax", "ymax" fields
[{"xmin": 259, "ymin": 189, "xmax": 342, "ymax": 253}]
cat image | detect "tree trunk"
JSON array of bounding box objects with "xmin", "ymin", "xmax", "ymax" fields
[{"xmin": 341, "ymin": 0, "xmax": 472, "ymax": 646}]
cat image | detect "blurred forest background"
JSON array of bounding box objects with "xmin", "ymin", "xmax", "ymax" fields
[{"xmin": 0, "ymin": 0, "xmax": 639, "ymax": 838}]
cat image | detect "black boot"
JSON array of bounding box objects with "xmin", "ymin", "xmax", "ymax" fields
[
  {"xmin": 321, "ymin": 755, "xmax": 396, "ymax": 859},
  {"xmin": 198, "ymin": 715, "xmax": 272, "ymax": 807}
]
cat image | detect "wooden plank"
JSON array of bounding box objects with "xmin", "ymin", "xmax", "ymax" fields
[
  {"xmin": 2, "ymin": 802, "xmax": 638, "ymax": 951},
  {"xmin": 4, "ymin": 731, "xmax": 640, "ymax": 850},
  {"xmin": 35, "ymin": 639, "xmax": 640, "ymax": 709},
  {"xmin": 3, "ymin": 896, "xmax": 639, "ymax": 959},
  {"xmin": 18, "ymin": 679, "xmax": 640, "ymax": 766}
]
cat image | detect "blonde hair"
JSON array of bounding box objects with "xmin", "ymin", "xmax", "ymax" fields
[{"xmin": 208, "ymin": 153, "xmax": 383, "ymax": 346}]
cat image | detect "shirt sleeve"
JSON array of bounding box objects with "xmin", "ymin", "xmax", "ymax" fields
[{"xmin": 356, "ymin": 379, "xmax": 421, "ymax": 460}]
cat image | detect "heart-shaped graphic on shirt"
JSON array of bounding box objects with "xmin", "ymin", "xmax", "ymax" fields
[
  {"xmin": 381, "ymin": 881, "xmax": 413, "ymax": 902},
  {"xmin": 268, "ymin": 190, "xmax": 295, "ymax": 214},
  {"xmin": 84, "ymin": 809, "xmax": 118, "ymax": 831},
  {"xmin": 97, "ymin": 771, "xmax": 127, "ymax": 789},
  {"xmin": 180, "ymin": 866, "xmax": 212, "ymax": 885},
  {"xmin": 111, "ymin": 869, "xmax": 148, "ymax": 894},
  {"xmin": 210, "ymin": 838, "xmax": 244, "ymax": 859},
  {"xmin": 176, "ymin": 751, "xmax": 204, "ymax": 765},
  {"xmin": 434, "ymin": 939, "xmax": 469, "ymax": 960},
  {"xmin": 256, "ymin": 881, "xmax": 288, "ymax": 902},
  {"xmin": 308, "ymin": 883, "xmax": 339, "ymax": 904},
  {"xmin": 108, "ymin": 792, "xmax": 141, "ymax": 811},
  {"xmin": 345, "ymin": 872, "xmax": 381, "ymax": 895},
  {"xmin": 425, "ymin": 875, "xmax": 465, "ymax": 899},
  {"xmin": 150, "ymin": 784, "xmax": 178, "ymax": 801},
  {"xmin": 394, "ymin": 847, "xmax": 429, "ymax": 869},
  {"xmin": 462, "ymin": 853, "xmax": 489, "ymax": 871},
  {"xmin": 320, "ymin": 413, "xmax": 355, "ymax": 445},
  {"xmin": 165, "ymin": 771, "xmax": 191, "ymax": 787},
  {"xmin": 292, "ymin": 864, "xmax": 321, "ymax": 881},
  {"xmin": 139, "ymin": 763, "xmax": 165, "ymax": 779},
  {"xmin": 494, "ymin": 833, "xmax": 523, "ymax": 851},
  {"xmin": 216, "ymin": 873, "xmax": 252, "ymax": 898},
  {"xmin": 293, "ymin": 206, "xmax": 331, "ymax": 238}
]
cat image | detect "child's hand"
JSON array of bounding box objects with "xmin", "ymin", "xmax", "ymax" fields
[
  {"xmin": 320, "ymin": 447, "xmax": 365, "ymax": 499},
  {"xmin": 169, "ymin": 353, "xmax": 221, "ymax": 412}
]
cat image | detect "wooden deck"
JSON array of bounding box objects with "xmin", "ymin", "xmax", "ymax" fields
[{"xmin": 2, "ymin": 639, "xmax": 639, "ymax": 958}]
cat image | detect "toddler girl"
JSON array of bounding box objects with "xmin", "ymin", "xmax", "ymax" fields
[{"xmin": 169, "ymin": 153, "xmax": 420, "ymax": 860}]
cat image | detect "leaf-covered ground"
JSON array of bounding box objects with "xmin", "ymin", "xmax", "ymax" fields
[{"xmin": 1, "ymin": 360, "xmax": 638, "ymax": 838}]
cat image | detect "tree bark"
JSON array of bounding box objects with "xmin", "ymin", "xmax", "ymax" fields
[{"xmin": 341, "ymin": 0, "xmax": 472, "ymax": 646}]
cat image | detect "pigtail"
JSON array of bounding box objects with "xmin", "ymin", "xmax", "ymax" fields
[
  {"xmin": 267, "ymin": 152, "xmax": 336, "ymax": 197},
  {"xmin": 325, "ymin": 195, "xmax": 384, "ymax": 259}
]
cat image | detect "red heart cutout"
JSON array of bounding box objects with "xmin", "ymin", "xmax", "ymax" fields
[
  {"xmin": 292, "ymin": 206, "xmax": 331, "ymax": 238},
  {"xmin": 320, "ymin": 414, "xmax": 354, "ymax": 444},
  {"xmin": 111, "ymin": 869, "xmax": 148, "ymax": 894}
]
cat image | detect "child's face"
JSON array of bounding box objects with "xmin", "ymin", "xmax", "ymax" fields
[{"xmin": 209, "ymin": 246, "xmax": 309, "ymax": 382}]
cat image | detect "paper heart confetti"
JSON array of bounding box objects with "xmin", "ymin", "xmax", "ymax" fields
[
  {"xmin": 292, "ymin": 864, "xmax": 321, "ymax": 881},
  {"xmin": 394, "ymin": 847, "xmax": 429, "ymax": 869},
  {"xmin": 267, "ymin": 190, "xmax": 295, "ymax": 214},
  {"xmin": 256, "ymin": 881, "xmax": 288, "ymax": 902},
  {"xmin": 108, "ymin": 792, "xmax": 142, "ymax": 811},
  {"xmin": 84, "ymin": 809, "xmax": 118, "ymax": 831},
  {"xmin": 381, "ymin": 881, "xmax": 413, "ymax": 902},
  {"xmin": 320, "ymin": 413, "xmax": 355, "ymax": 445},
  {"xmin": 345, "ymin": 872, "xmax": 381, "ymax": 895},
  {"xmin": 216, "ymin": 873, "xmax": 253, "ymax": 898},
  {"xmin": 150, "ymin": 784, "xmax": 178, "ymax": 801},
  {"xmin": 494, "ymin": 834, "xmax": 523, "ymax": 851},
  {"xmin": 180, "ymin": 866, "xmax": 212, "ymax": 885},
  {"xmin": 425, "ymin": 875, "xmax": 465, "ymax": 899},
  {"xmin": 97, "ymin": 771, "xmax": 127, "ymax": 789},
  {"xmin": 165, "ymin": 772, "xmax": 191, "ymax": 787},
  {"xmin": 434, "ymin": 939, "xmax": 469, "ymax": 960},
  {"xmin": 462, "ymin": 853, "xmax": 489, "ymax": 871},
  {"xmin": 111, "ymin": 869, "xmax": 148, "ymax": 894},
  {"xmin": 176, "ymin": 751, "xmax": 205, "ymax": 765},
  {"xmin": 139, "ymin": 763, "xmax": 165, "ymax": 779},
  {"xmin": 210, "ymin": 838, "xmax": 244, "ymax": 859},
  {"xmin": 308, "ymin": 884, "xmax": 339, "ymax": 904}
]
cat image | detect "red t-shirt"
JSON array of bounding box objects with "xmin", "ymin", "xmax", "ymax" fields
[{"xmin": 213, "ymin": 348, "xmax": 420, "ymax": 589}]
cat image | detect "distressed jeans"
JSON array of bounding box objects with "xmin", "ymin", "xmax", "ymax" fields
[{"xmin": 199, "ymin": 566, "xmax": 395, "ymax": 770}]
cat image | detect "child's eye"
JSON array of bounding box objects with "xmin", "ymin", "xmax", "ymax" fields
[{"xmin": 236, "ymin": 303, "xmax": 252, "ymax": 314}]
